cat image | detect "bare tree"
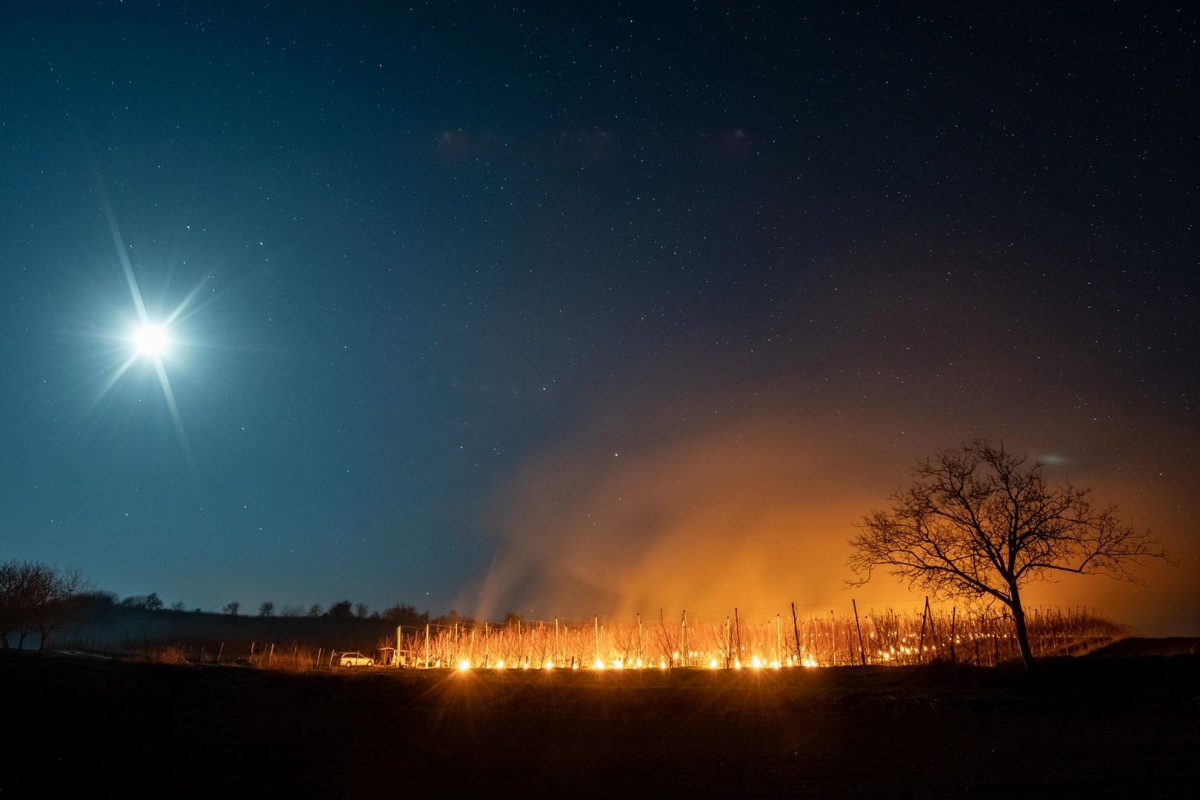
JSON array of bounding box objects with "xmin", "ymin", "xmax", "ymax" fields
[
  {"xmin": 327, "ymin": 599, "xmax": 353, "ymax": 619},
  {"xmin": 119, "ymin": 592, "xmax": 163, "ymax": 611},
  {"xmin": 0, "ymin": 560, "xmax": 88, "ymax": 650},
  {"xmin": 653, "ymin": 609, "xmax": 679, "ymax": 665},
  {"xmin": 379, "ymin": 604, "xmax": 429, "ymax": 627},
  {"xmin": 848, "ymin": 440, "xmax": 1170, "ymax": 670},
  {"xmin": 258, "ymin": 601, "xmax": 275, "ymax": 617},
  {"xmin": 28, "ymin": 569, "xmax": 86, "ymax": 649}
]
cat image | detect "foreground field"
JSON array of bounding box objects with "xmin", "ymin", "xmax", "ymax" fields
[{"xmin": 3, "ymin": 641, "xmax": 1198, "ymax": 798}]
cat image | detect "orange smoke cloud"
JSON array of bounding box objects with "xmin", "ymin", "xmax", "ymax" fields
[
  {"xmin": 467, "ymin": 396, "xmax": 1198, "ymax": 635},
  {"xmin": 470, "ymin": 410, "xmax": 924, "ymax": 622}
]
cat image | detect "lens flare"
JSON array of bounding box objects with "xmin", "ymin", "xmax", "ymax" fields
[{"xmin": 133, "ymin": 323, "xmax": 170, "ymax": 356}]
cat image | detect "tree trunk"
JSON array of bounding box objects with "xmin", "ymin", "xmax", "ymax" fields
[
  {"xmin": 1009, "ymin": 587, "xmax": 1036, "ymax": 671},
  {"xmin": 36, "ymin": 624, "xmax": 54, "ymax": 651}
]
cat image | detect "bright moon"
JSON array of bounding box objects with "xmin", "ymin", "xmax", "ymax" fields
[{"xmin": 133, "ymin": 323, "xmax": 170, "ymax": 356}]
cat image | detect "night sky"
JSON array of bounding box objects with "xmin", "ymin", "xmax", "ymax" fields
[{"xmin": 3, "ymin": 2, "xmax": 1196, "ymax": 634}]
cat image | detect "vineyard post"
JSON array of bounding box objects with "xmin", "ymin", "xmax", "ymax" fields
[
  {"xmin": 926, "ymin": 598, "xmax": 939, "ymax": 659},
  {"xmin": 269, "ymin": 643, "xmax": 274, "ymax": 667},
  {"xmin": 724, "ymin": 616, "xmax": 731, "ymax": 669},
  {"xmin": 554, "ymin": 618, "xmax": 559, "ymax": 666},
  {"xmin": 790, "ymin": 603, "xmax": 801, "ymax": 666},
  {"xmin": 594, "ymin": 615, "xmax": 600, "ymax": 666},
  {"xmin": 217, "ymin": 642, "xmax": 224, "ymax": 664},
  {"xmin": 852, "ymin": 599, "xmax": 867, "ymax": 674},
  {"xmin": 950, "ymin": 607, "xmax": 958, "ymax": 681},
  {"xmin": 396, "ymin": 627, "xmax": 402, "ymax": 668},
  {"xmin": 484, "ymin": 622, "xmax": 490, "ymax": 668},
  {"xmin": 424, "ymin": 624, "xmax": 430, "ymax": 668},
  {"xmin": 637, "ymin": 613, "xmax": 642, "ymax": 665},
  {"xmin": 681, "ymin": 610, "xmax": 688, "ymax": 666},
  {"xmin": 662, "ymin": 609, "xmax": 672, "ymax": 666},
  {"xmin": 734, "ymin": 608, "xmax": 742, "ymax": 667},
  {"xmin": 776, "ymin": 613, "xmax": 782, "ymax": 665},
  {"xmin": 917, "ymin": 597, "xmax": 929, "ymax": 665}
]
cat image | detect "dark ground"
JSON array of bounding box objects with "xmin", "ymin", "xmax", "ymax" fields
[{"xmin": 3, "ymin": 640, "xmax": 1198, "ymax": 798}]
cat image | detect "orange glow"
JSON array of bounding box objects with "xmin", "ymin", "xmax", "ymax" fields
[
  {"xmin": 471, "ymin": 415, "xmax": 895, "ymax": 623},
  {"xmin": 398, "ymin": 606, "xmax": 1126, "ymax": 672}
]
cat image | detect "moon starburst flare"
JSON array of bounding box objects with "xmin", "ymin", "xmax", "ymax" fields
[
  {"xmin": 133, "ymin": 323, "xmax": 170, "ymax": 357},
  {"xmin": 91, "ymin": 185, "xmax": 200, "ymax": 454}
]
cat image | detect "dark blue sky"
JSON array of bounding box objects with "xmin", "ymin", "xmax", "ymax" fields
[{"xmin": 2, "ymin": 2, "xmax": 1196, "ymax": 632}]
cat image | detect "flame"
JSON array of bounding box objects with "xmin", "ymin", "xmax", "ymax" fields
[{"xmin": 392, "ymin": 606, "xmax": 1123, "ymax": 672}]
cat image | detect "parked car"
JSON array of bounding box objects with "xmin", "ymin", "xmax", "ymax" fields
[{"xmin": 338, "ymin": 651, "xmax": 374, "ymax": 667}]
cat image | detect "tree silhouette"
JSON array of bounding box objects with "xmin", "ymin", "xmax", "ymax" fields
[
  {"xmin": 849, "ymin": 440, "xmax": 1170, "ymax": 670},
  {"xmin": 119, "ymin": 592, "xmax": 164, "ymax": 611},
  {"xmin": 0, "ymin": 560, "xmax": 87, "ymax": 649},
  {"xmin": 380, "ymin": 604, "xmax": 429, "ymax": 626},
  {"xmin": 327, "ymin": 600, "xmax": 353, "ymax": 619}
]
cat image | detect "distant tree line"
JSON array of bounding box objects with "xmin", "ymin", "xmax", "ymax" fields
[
  {"xmin": 0, "ymin": 559, "xmax": 87, "ymax": 650},
  {"xmin": 100, "ymin": 592, "xmax": 445, "ymax": 628},
  {"xmin": 1, "ymin": 557, "xmax": 465, "ymax": 644},
  {"xmin": 240, "ymin": 599, "xmax": 437, "ymax": 627}
]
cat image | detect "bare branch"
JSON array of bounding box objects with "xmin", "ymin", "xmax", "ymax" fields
[{"xmin": 847, "ymin": 439, "xmax": 1172, "ymax": 670}]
